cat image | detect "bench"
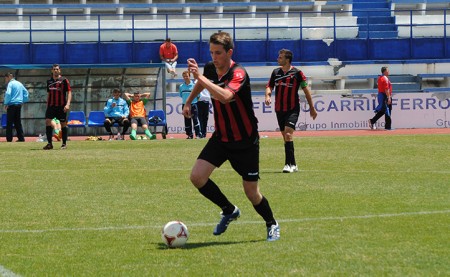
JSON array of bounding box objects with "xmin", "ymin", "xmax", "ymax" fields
[
  {"xmin": 422, "ymin": 87, "xmax": 450, "ymax": 93},
  {"xmin": 391, "ymin": 0, "xmax": 450, "ymax": 15},
  {"xmin": 351, "ymin": 89, "xmax": 378, "ymax": 95},
  {"xmin": 244, "ymin": 75, "xmax": 376, "ymax": 90},
  {"xmin": 168, "ymin": 75, "xmax": 379, "ymax": 91},
  {"xmin": 418, "ymin": 73, "xmax": 450, "ymax": 87},
  {"xmin": 308, "ymin": 75, "xmax": 377, "ymax": 90},
  {"xmin": 0, "ymin": 2, "xmax": 353, "ymax": 18}
]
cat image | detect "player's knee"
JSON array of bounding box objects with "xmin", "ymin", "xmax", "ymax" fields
[
  {"xmin": 190, "ymin": 174, "xmax": 205, "ymax": 189},
  {"xmin": 243, "ymin": 184, "xmax": 261, "ymax": 204},
  {"xmin": 284, "ymin": 132, "xmax": 293, "ymax": 141}
]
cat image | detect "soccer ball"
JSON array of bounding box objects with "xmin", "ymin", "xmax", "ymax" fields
[{"xmin": 161, "ymin": 221, "xmax": 189, "ymax": 248}]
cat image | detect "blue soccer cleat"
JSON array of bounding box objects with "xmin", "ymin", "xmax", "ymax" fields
[
  {"xmin": 267, "ymin": 222, "xmax": 280, "ymax": 242},
  {"xmin": 213, "ymin": 206, "xmax": 240, "ymax": 235}
]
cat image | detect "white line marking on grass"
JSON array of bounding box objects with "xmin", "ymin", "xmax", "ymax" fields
[
  {"xmin": 1, "ymin": 168, "xmax": 449, "ymax": 174},
  {"xmin": 0, "ymin": 210, "xmax": 448, "ymax": 234},
  {"xmin": 0, "ymin": 265, "xmax": 22, "ymax": 277}
]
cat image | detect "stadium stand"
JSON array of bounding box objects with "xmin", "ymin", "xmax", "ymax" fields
[
  {"xmin": 0, "ymin": 1, "xmax": 449, "ymax": 136},
  {"xmin": 0, "ymin": 1, "xmax": 353, "ymax": 16},
  {"xmin": 391, "ymin": 0, "xmax": 450, "ymax": 15}
]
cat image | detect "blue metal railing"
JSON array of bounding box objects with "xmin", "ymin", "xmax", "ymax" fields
[
  {"xmin": 0, "ymin": 9, "xmax": 448, "ymax": 44},
  {"xmin": 1, "ymin": 8, "xmax": 449, "ymax": 64}
]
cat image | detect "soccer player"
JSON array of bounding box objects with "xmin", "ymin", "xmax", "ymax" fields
[
  {"xmin": 265, "ymin": 49, "xmax": 317, "ymax": 173},
  {"xmin": 43, "ymin": 64, "xmax": 72, "ymax": 150},
  {"xmin": 182, "ymin": 31, "xmax": 280, "ymax": 241}
]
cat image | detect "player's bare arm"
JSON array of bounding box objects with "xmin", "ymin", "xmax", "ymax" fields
[
  {"xmin": 264, "ymin": 86, "xmax": 272, "ymax": 106},
  {"xmin": 302, "ymin": 87, "xmax": 317, "ymax": 120},
  {"xmin": 386, "ymin": 88, "xmax": 392, "ymax": 104},
  {"xmin": 65, "ymin": 90, "xmax": 72, "ymax": 112},
  {"xmin": 123, "ymin": 92, "xmax": 131, "ymax": 100},
  {"xmin": 187, "ymin": 58, "xmax": 233, "ymax": 103}
]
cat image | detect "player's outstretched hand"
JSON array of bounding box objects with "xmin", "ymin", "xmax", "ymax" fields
[{"xmin": 187, "ymin": 58, "xmax": 199, "ymax": 78}]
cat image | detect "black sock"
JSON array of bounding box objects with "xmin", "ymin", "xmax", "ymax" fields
[
  {"xmin": 198, "ymin": 179, "xmax": 234, "ymax": 214},
  {"xmin": 284, "ymin": 142, "xmax": 289, "ymax": 165},
  {"xmin": 285, "ymin": 141, "xmax": 295, "ymax": 165},
  {"xmin": 62, "ymin": 126, "xmax": 68, "ymax": 144},
  {"xmin": 46, "ymin": 126, "xmax": 53, "ymax": 144},
  {"xmin": 253, "ymin": 196, "xmax": 276, "ymax": 227}
]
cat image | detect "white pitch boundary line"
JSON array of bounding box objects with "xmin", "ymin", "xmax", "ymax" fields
[
  {"xmin": 0, "ymin": 210, "xmax": 448, "ymax": 234},
  {"xmin": 0, "ymin": 168, "xmax": 449, "ymax": 174},
  {"xmin": 0, "ymin": 265, "xmax": 22, "ymax": 277}
]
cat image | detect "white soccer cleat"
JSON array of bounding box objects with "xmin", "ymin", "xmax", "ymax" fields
[
  {"xmin": 283, "ymin": 164, "xmax": 298, "ymax": 173},
  {"xmin": 282, "ymin": 164, "xmax": 292, "ymax": 173}
]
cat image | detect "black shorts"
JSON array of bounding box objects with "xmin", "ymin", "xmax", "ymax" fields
[
  {"xmin": 106, "ymin": 117, "xmax": 129, "ymax": 126},
  {"xmin": 276, "ymin": 110, "xmax": 299, "ymax": 131},
  {"xmin": 131, "ymin": 117, "xmax": 147, "ymax": 126},
  {"xmin": 198, "ymin": 136, "xmax": 260, "ymax": 181},
  {"xmin": 45, "ymin": 106, "xmax": 67, "ymax": 123}
]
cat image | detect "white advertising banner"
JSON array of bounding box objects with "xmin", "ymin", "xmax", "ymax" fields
[{"xmin": 164, "ymin": 92, "xmax": 450, "ymax": 133}]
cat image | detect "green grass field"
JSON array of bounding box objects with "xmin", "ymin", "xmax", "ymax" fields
[{"xmin": 0, "ymin": 133, "xmax": 449, "ymax": 276}]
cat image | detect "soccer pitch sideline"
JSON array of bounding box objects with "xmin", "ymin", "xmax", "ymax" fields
[{"xmin": 0, "ymin": 134, "xmax": 449, "ymax": 276}]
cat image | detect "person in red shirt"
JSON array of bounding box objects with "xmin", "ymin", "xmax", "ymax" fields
[
  {"xmin": 159, "ymin": 38, "xmax": 178, "ymax": 78},
  {"xmin": 369, "ymin": 66, "xmax": 393, "ymax": 130},
  {"xmin": 182, "ymin": 31, "xmax": 280, "ymax": 242}
]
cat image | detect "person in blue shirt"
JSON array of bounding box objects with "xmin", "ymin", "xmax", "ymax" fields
[
  {"xmin": 103, "ymin": 88, "xmax": 130, "ymax": 140},
  {"xmin": 3, "ymin": 73, "xmax": 29, "ymax": 142},
  {"xmin": 179, "ymin": 71, "xmax": 201, "ymax": 139}
]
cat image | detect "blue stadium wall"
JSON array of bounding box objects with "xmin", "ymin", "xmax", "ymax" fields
[{"xmin": 1, "ymin": 38, "xmax": 449, "ymax": 64}]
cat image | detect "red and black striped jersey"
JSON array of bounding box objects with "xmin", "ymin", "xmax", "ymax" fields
[
  {"xmin": 267, "ymin": 66, "xmax": 308, "ymax": 112},
  {"xmin": 47, "ymin": 76, "xmax": 71, "ymax": 107},
  {"xmin": 203, "ymin": 61, "xmax": 258, "ymax": 143}
]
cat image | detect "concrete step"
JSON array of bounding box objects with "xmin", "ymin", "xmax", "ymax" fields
[
  {"xmin": 357, "ymin": 16, "xmax": 395, "ymax": 24},
  {"xmin": 389, "ymin": 74, "xmax": 421, "ymax": 83},
  {"xmin": 353, "ymin": 2, "xmax": 390, "ymax": 9},
  {"xmin": 358, "ymin": 30, "xmax": 398, "ymax": 38},
  {"xmin": 353, "ymin": 10, "xmax": 391, "ymax": 17},
  {"xmin": 358, "ymin": 24, "xmax": 397, "ymax": 31},
  {"xmin": 392, "ymin": 83, "xmax": 422, "ymax": 91}
]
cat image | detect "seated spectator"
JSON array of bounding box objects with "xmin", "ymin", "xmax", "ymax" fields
[
  {"xmin": 159, "ymin": 38, "xmax": 178, "ymax": 78},
  {"xmin": 104, "ymin": 88, "xmax": 130, "ymax": 140},
  {"xmin": 124, "ymin": 91, "xmax": 156, "ymax": 140}
]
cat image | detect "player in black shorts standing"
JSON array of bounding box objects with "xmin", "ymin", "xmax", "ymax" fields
[
  {"xmin": 43, "ymin": 64, "xmax": 72, "ymax": 150},
  {"xmin": 182, "ymin": 32, "xmax": 280, "ymax": 241},
  {"xmin": 265, "ymin": 49, "xmax": 317, "ymax": 173}
]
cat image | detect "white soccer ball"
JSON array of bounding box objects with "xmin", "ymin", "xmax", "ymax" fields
[{"xmin": 161, "ymin": 221, "xmax": 189, "ymax": 248}]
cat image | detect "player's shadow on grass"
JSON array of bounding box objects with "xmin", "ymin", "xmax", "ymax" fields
[
  {"xmin": 260, "ymin": 170, "xmax": 293, "ymax": 174},
  {"xmin": 156, "ymin": 239, "xmax": 264, "ymax": 250}
]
